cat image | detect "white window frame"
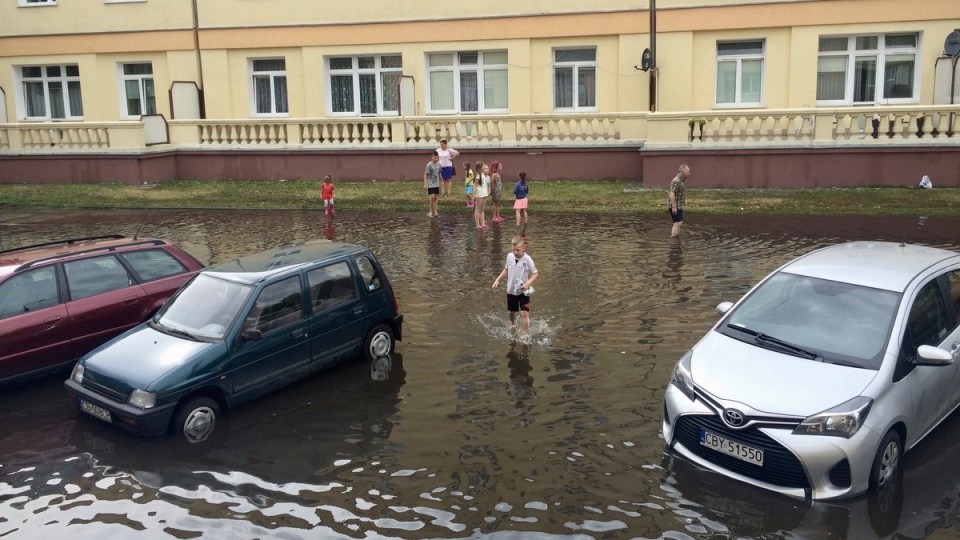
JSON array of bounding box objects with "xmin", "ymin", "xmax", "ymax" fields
[
  {"xmin": 816, "ymin": 32, "xmax": 921, "ymax": 106},
  {"xmin": 117, "ymin": 62, "xmax": 156, "ymax": 119},
  {"xmin": 16, "ymin": 64, "xmax": 83, "ymax": 121},
  {"xmin": 19, "ymin": 0, "xmax": 56, "ymax": 6},
  {"xmin": 104, "ymin": 0, "xmax": 145, "ymax": 3},
  {"xmin": 715, "ymin": 40, "xmax": 765, "ymax": 108},
  {"xmin": 248, "ymin": 58, "xmax": 288, "ymax": 117},
  {"xmin": 552, "ymin": 47, "xmax": 597, "ymax": 112},
  {"xmin": 426, "ymin": 50, "xmax": 509, "ymax": 114},
  {"xmin": 326, "ymin": 54, "xmax": 403, "ymax": 117}
]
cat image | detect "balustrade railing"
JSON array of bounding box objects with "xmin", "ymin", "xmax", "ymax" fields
[
  {"xmin": 2, "ymin": 107, "xmax": 958, "ymax": 152},
  {"xmin": 831, "ymin": 109, "xmax": 958, "ymax": 141}
]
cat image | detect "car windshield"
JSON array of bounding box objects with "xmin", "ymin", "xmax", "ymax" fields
[
  {"xmin": 718, "ymin": 272, "xmax": 901, "ymax": 369},
  {"xmin": 155, "ymin": 274, "xmax": 252, "ymax": 340}
]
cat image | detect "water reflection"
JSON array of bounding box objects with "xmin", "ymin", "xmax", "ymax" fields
[{"xmin": 1, "ymin": 209, "xmax": 960, "ymax": 538}]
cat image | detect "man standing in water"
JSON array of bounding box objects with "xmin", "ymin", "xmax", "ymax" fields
[{"xmin": 668, "ymin": 164, "xmax": 691, "ymax": 237}]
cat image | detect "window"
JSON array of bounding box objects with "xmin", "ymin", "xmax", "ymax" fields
[
  {"xmin": 947, "ymin": 270, "xmax": 960, "ymax": 321},
  {"xmin": 553, "ymin": 48, "xmax": 596, "ymax": 111},
  {"xmin": 19, "ymin": 0, "xmax": 56, "ymax": 5},
  {"xmin": 355, "ymin": 255, "xmax": 383, "ymax": 292},
  {"xmin": 251, "ymin": 58, "xmax": 288, "ymax": 116},
  {"xmin": 816, "ymin": 33, "xmax": 919, "ymax": 104},
  {"xmin": 119, "ymin": 249, "xmax": 188, "ymax": 282},
  {"xmin": 308, "ymin": 262, "xmax": 357, "ymax": 312},
  {"xmin": 427, "ymin": 51, "xmax": 508, "ymax": 113},
  {"xmin": 0, "ymin": 268, "xmax": 59, "ymax": 320},
  {"xmin": 716, "ymin": 40, "xmax": 764, "ymax": 107},
  {"xmin": 64, "ymin": 256, "xmax": 133, "ymax": 301},
  {"xmin": 902, "ymin": 279, "xmax": 952, "ymax": 361},
  {"xmin": 19, "ymin": 65, "xmax": 83, "ymax": 120},
  {"xmin": 328, "ymin": 55, "xmax": 402, "ymax": 116},
  {"xmin": 119, "ymin": 63, "xmax": 156, "ymax": 118},
  {"xmin": 247, "ymin": 276, "xmax": 302, "ymax": 334}
]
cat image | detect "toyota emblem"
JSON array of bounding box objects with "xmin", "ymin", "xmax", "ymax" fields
[{"xmin": 723, "ymin": 409, "xmax": 746, "ymax": 427}]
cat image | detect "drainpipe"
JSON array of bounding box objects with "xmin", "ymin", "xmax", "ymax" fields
[
  {"xmin": 192, "ymin": 0, "xmax": 206, "ymax": 118},
  {"xmin": 649, "ymin": 0, "xmax": 657, "ymax": 112}
]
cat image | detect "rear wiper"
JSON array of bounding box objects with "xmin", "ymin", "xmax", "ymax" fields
[{"xmin": 727, "ymin": 323, "xmax": 821, "ymax": 361}]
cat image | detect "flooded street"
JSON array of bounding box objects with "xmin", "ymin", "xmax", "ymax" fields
[{"xmin": 2, "ymin": 207, "xmax": 960, "ymax": 539}]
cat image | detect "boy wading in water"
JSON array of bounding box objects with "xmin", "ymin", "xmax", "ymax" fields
[{"xmin": 492, "ymin": 236, "xmax": 539, "ymax": 333}]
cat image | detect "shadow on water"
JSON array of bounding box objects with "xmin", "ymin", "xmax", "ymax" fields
[{"xmin": 1, "ymin": 208, "xmax": 960, "ymax": 538}]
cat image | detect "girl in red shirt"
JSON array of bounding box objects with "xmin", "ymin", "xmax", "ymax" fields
[{"xmin": 321, "ymin": 175, "xmax": 336, "ymax": 216}]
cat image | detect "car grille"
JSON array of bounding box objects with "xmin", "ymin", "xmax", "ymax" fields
[
  {"xmin": 674, "ymin": 413, "xmax": 810, "ymax": 490},
  {"xmin": 81, "ymin": 379, "xmax": 127, "ymax": 403}
]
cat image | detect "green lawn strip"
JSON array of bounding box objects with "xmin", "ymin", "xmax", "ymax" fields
[{"xmin": 0, "ymin": 181, "xmax": 956, "ymax": 216}]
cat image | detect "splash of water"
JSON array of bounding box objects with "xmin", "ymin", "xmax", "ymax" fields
[{"xmin": 477, "ymin": 313, "xmax": 556, "ymax": 345}]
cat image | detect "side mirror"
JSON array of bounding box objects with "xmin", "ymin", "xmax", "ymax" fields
[
  {"xmin": 241, "ymin": 328, "xmax": 263, "ymax": 342},
  {"xmin": 716, "ymin": 301, "xmax": 734, "ymax": 316},
  {"xmin": 916, "ymin": 344, "xmax": 953, "ymax": 366}
]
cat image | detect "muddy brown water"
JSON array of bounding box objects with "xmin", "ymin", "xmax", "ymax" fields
[{"xmin": 1, "ymin": 208, "xmax": 959, "ymax": 539}]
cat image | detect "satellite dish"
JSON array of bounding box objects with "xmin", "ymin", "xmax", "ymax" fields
[{"xmin": 946, "ymin": 31, "xmax": 960, "ymax": 57}]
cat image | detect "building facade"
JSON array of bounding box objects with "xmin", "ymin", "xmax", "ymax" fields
[{"xmin": 0, "ymin": 0, "xmax": 958, "ymax": 187}]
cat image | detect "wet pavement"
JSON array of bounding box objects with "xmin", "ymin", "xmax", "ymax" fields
[{"xmin": 1, "ymin": 207, "xmax": 959, "ymax": 539}]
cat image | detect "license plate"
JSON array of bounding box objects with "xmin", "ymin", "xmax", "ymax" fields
[
  {"xmin": 80, "ymin": 399, "xmax": 112, "ymax": 423},
  {"xmin": 700, "ymin": 429, "xmax": 764, "ymax": 466}
]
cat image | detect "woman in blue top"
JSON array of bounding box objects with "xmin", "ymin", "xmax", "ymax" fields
[{"xmin": 513, "ymin": 171, "xmax": 529, "ymax": 227}]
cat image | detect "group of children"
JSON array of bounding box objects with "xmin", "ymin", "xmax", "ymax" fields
[{"xmin": 462, "ymin": 160, "xmax": 530, "ymax": 229}]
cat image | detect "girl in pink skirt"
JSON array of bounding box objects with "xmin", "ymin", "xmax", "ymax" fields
[{"xmin": 513, "ymin": 171, "xmax": 529, "ymax": 226}]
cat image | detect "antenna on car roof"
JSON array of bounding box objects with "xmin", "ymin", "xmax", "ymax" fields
[
  {"xmin": 901, "ymin": 216, "xmax": 927, "ymax": 247},
  {"xmin": 133, "ymin": 224, "xmax": 142, "ymax": 241}
]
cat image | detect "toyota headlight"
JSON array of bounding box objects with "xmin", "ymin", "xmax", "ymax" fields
[
  {"xmin": 793, "ymin": 396, "xmax": 872, "ymax": 438},
  {"xmin": 128, "ymin": 389, "xmax": 157, "ymax": 409},
  {"xmin": 669, "ymin": 351, "xmax": 696, "ymax": 402}
]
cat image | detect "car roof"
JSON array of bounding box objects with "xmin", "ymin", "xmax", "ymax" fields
[
  {"xmin": 782, "ymin": 241, "xmax": 960, "ymax": 292},
  {"xmin": 0, "ymin": 235, "xmax": 168, "ymax": 279},
  {"xmin": 203, "ymin": 240, "xmax": 368, "ymax": 285}
]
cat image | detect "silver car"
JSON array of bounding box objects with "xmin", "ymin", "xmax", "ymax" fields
[{"xmin": 662, "ymin": 241, "xmax": 960, "ymax": 500}]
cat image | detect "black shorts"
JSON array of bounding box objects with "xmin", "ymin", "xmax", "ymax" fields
[
  {"xmin": 668, "ymin": 207, "xmax": 684, "ymax": 223},
  {"xmin": 507, "ymin": 293, "xmax": 530, "ymax": 312},
  {"xmin": 427, "ymin": 187, "xmax": 440, "ymax": 195}
]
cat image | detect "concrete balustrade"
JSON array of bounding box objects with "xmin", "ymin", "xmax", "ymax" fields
[{"xmin": 1, "ymin": 107, "xmax": 957, "ymax": 154}]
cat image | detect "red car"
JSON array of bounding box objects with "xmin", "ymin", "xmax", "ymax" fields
[{"xmin": 0, "ymin": 235, "xmax": 202, "ymax": 385}]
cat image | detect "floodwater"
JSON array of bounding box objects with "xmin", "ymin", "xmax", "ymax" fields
[{"xmin": 1, "ymin": 207, "xmax": 959, "ymax": 540}]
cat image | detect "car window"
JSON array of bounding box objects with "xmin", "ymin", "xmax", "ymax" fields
[
  {"xmin": 64, "ymin": 255, "xmax": 134, "ymax": 301},
  {"xmin": 947, "ymin": 270, "xmax": 960, "ymax": 322},
  {"xmin": 903, "ymin": 279, "xmax": 952, "ymax": 359},
  {"xmin": 0, "ymin": 267, "xmax": 59, "ymax": 319},
  {"xmin": 245, "ymin": 276, "xmax": 303, "ymax": 334},
  {"xmin": 355, "ymin": 255, "xmax": 383, "ymax": 292},
  {"xmin": 307, "ymin": 261, "xmax": 357, "ymax": 313},
  {"xmin": 119, "ymin": 249, "xmax": 188, "ymax": 282}
]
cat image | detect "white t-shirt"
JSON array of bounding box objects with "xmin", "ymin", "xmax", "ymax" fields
[
  {"xmin": 475, "ymin": 174, "xmax": 490, "ymax": 198},
  {"xmin": 505, "ymin": 252, "xmax": 537, "ymax": 295}
]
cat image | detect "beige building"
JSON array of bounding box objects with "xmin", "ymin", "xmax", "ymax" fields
[{"xmin": 0, "ymin": 0, "xmax": 958, "ymax": 187}]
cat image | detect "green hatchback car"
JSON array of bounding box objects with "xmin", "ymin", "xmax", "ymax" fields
[{"xmin": 64, "ymin": 240, "xmax": 402, "ymax": 442}]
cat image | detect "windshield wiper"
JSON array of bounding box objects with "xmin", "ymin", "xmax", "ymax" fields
[
  {"xmin": 726, "ymin": 323, "xmax": 821, "ymax": 361},
  {"xmin": 154, "ymin": 321, "xmax": 201, "ymax": 342}
]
